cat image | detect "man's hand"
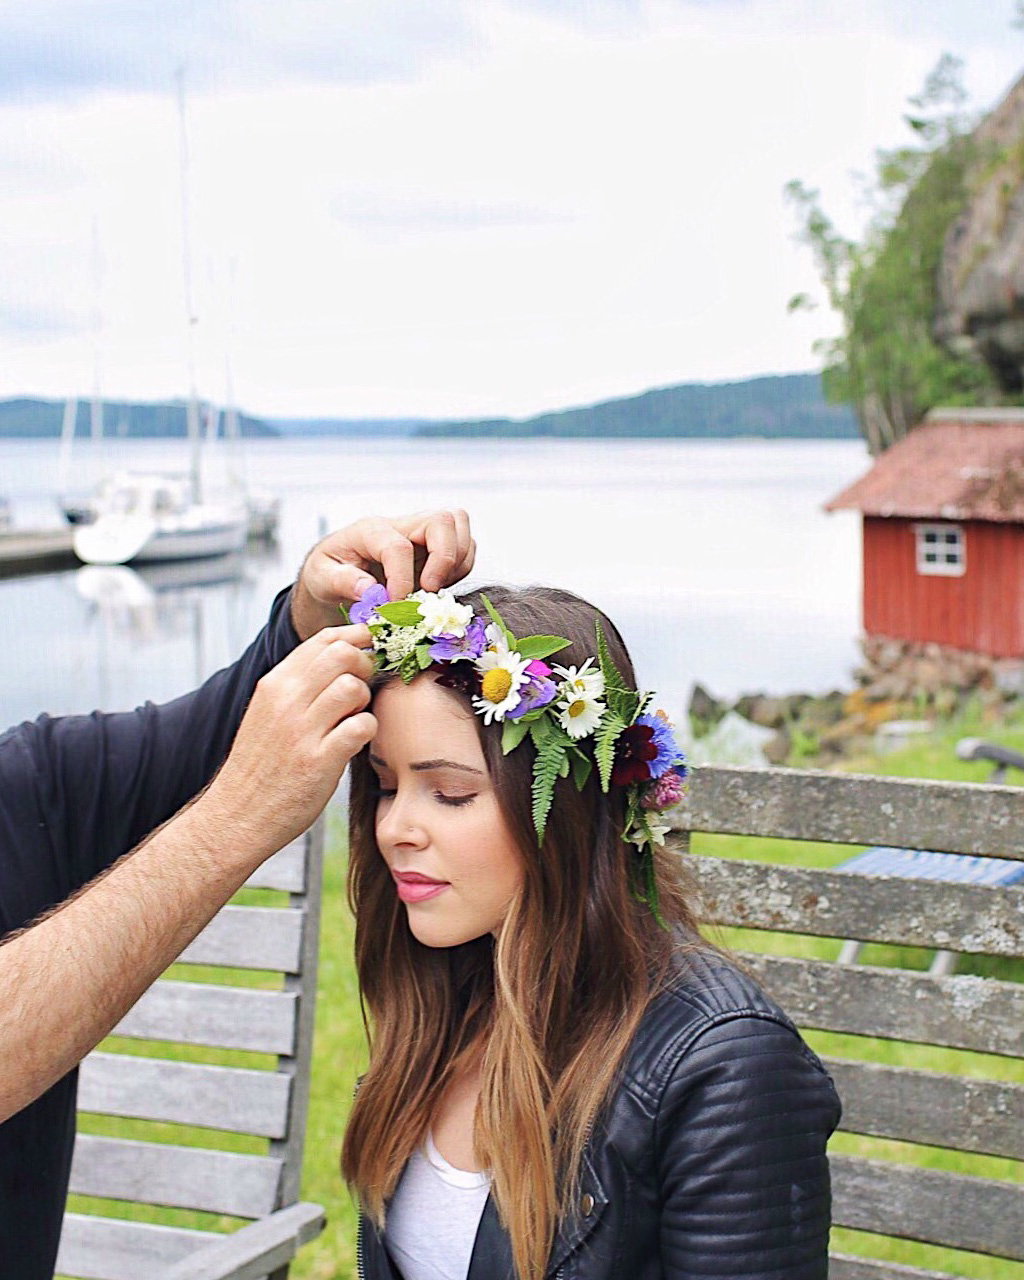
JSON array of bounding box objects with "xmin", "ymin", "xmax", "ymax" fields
[
  {"xmin": 195, "ymin": 624, "xmax": 376, "ymax": 857},
  {"xmin": 290, "ymin": 509, "xmax": 475, "ymax": 639}
]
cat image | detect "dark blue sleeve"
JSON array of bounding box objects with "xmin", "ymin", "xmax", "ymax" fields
[
  {"xmin": 657, "ymin": 1015, "xmax": 840, "ymax": 1279},
  {"xmin": 0, "ymin": 585, "xmax": 301, "ymax": 939}
]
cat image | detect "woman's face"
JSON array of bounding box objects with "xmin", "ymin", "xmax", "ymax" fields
[{"xmin": 369, "ymin": 676, "xmax": 525, "ymax": 948}]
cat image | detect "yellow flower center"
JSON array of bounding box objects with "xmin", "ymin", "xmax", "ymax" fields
[
  {"xmin": 482, "ymin": 668, "xmax": 513, "ymax": 704},
  {"xmin": 568, "ymin": 698, "xmax": 587, "ymax": 718}
]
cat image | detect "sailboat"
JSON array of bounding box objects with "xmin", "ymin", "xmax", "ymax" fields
[
  {"xmin": 72, "ymin": 467, "xmax": 248, "ymax": 565},
  {"xmin": 73, "ymin": 75, "xmax": 250, "ymax": 567}
]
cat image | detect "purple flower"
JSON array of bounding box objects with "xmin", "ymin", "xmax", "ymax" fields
[
  {"xmin": 505, "ymin": 661, "xmax": 557, "ymax": 720},
  {"xmin": 350, "ymin": 583, "xmax": 390, "ymax": 624},
  {"xmin": 635, "ymin": 712, "xmax": 684, "ymax": 779},
  {"xmin": 429, "ymin": 617, "xmax": 487, "ymax": 662}
]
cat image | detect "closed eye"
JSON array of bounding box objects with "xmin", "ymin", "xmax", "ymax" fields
[{"xmin": 436, "ymin": 792, "xmax": 476, "ymax": 808}]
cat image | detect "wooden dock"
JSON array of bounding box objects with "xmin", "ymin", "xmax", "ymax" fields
[{"xmin": 0, "ymin": 528, "xmax": 78, "ymax": 578}]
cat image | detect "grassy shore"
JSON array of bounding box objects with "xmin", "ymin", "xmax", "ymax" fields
[{"xmin": 66, "ymin": 706, "xmax": 1024, "ymax": 1280}]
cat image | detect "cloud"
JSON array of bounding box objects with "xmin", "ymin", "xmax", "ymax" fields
[
  {"xmin": 0, "ymin": 299, "xmax": 83, "ymax": 339},
  {"xmin": 0, "ymin": 1, "xmax": 477, "ymax": 102},
  {"xmin": 331, "ymin": 190, "xmax": 576, "ymax": 236}
]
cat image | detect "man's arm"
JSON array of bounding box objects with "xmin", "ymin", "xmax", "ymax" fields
[
  {"xmin": 0, "ymin": 506, "xmax": 474, "ymax": 1125},
  {"xmin": 0, "ymin": 626, "xmax": 375, "ymax": 1124}
]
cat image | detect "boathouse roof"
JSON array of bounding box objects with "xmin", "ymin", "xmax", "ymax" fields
[{"xmin": 825, "ymin": 409, "xmax": 1024, "ymax": 522}]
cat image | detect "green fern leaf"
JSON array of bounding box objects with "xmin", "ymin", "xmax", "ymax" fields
[
  {"xmin": 595, "ymin": 710, "xmax": 627, "ymax": 792},
  {"xmin": 532, "ymin": 736, "xmax": 567, "ymax": 844}
]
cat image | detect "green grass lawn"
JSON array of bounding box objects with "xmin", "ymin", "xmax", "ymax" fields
[{"xmin": 66, "ymin": 706, "xmax": 1024, "ymax": 1279}]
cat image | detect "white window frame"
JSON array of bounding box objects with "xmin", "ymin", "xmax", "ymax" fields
[{"xmin": 914, "ymin": 522, "xmax": 966, "ymax": 577}]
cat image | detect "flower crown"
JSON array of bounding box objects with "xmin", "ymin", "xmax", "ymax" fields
[{"xmin": 346, "ymin": 584, "xmax": 687, "ymax": 917}]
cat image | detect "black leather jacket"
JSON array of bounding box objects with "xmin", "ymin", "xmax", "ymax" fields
[{"xmin": 357, "ymin": 946, "xmax": 841, "ymax": 1280}]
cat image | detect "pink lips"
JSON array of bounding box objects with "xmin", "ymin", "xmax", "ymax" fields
[{"xmin": 392, "ymin": 870, "xmax": 449, "ymax": 904}]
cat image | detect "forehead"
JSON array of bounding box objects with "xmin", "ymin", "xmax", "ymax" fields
[{"xmin": 372, "ymin": 677, "xmax": 484, "ymax": 764}]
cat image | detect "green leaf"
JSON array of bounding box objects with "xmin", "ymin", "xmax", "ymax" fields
[
  {"xmin": 594, "ymin": 710, "xmax": 627, "ymax": 792},
  {"xmin": 337, "ymin": 602, "xmax": 351, "ymax": 625},
  {"xmin": 570, "ymin": 748, "xmax": 592, "ymax": 791},
  {"xmin": 376, "ymin": 601, "xmax": 424, "ymax": 627},
  {"xmin": 595, "ymin": 619, "xmax": 628, "ymax": 694},
  {"xmin": 398, "ymin": 651, "xmax": 420, "ymax": 683},
  {"xmin": 516, "ymin": 635, "xmax": 570, "ymax": 662},
  {"xmin": 415, "ymin": 643, "xmax": 435, "ymax": 670},
  {"xmin": 606, "ymin": 684, "xmax": 641, "ymax": 725},
  {"xmin": 557, "ymin": 752, "xmax": 570, "ymax": 779},
  {"xmin": 501, "ymin": 718, "xmax": 531, "ymax": 755},
  {"xmin": 531, "ymin": 735, "xmax": 568, "ymax": 845},
  {"xmin": 480, "ymin": 595, "xmax": 517, "ymax": 649}
]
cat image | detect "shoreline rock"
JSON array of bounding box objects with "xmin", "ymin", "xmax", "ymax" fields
[{"xmin": 688, "ymin": 636, "xmax": 1024, "ymax": 765}]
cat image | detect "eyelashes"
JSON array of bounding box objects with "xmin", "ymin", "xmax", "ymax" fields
[{"xmin": 372, "ymin": 786, "xmax": 477, "ymax": 809}]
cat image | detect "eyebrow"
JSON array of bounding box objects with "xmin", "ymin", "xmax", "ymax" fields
[{"xmin": 368, "ymin": 754, "xmax": 484, "ymax": 776}]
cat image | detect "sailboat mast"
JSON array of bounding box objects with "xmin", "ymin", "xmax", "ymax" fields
[{"xmin": 176, "ymin": 68, "xmax": 202, "ymax": 502}]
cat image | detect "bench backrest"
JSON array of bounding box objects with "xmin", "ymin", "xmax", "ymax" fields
[
  {"xmin": 58, "ymin": 819, "xmax": 325, "ymax": 1280},
  {"xmin": 670, "ymin": 765, "xmax": 1024, "ymax": 1279}
]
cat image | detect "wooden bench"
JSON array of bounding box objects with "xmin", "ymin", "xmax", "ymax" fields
[
  {"xmin": 671, "ymin": 764, "xmax": 1024, "ymax": 1279},
  {"xmin": 57, "ymin": 820, "xmax": 327, "ymax": 1280}
]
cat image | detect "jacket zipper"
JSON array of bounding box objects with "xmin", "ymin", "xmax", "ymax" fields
[{"xmin": 356, "ymin": 1216, "xmax": 366, "ymax": 1280}]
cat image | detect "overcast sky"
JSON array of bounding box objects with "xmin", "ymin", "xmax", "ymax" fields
[{"xmin": 2, "ymin": 1, "xmax": 1021, "ymax": 420}]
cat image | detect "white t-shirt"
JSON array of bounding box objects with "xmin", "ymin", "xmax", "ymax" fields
[{"xmin": 385, "ymin": 1133, "xmax": 492, "ymax": 1280}]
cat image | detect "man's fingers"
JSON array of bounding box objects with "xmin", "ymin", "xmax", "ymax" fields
[
  {"xmin": 310, "ymin": 669, "xmax": 372, "ymax": 731},
  {"xmin": 326, "ymin": 710, "xmax": 378, "ymax": 764},
  {"xmin": 416, "ymin": 510, "xmax": 460, "ymax": 593}
]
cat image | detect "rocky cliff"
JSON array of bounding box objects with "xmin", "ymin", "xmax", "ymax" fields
[{"xmin": 935, "ymin": 71, "xmax": 1024, "ymax": 390}]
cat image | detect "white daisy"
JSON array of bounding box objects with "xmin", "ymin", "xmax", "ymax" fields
[
  {"xmin": 412, "ymin": 589, "xmax": 474, "ymax": 639},
  {"xmin": 482, "ymin": 621, "xmax": 511, "ymax": 658},
  {"xmin": 473, "ymin": 649, "xmax": 530, "ymax": 724},
  {"xmin": 553, "ymin": 658, "xmax": 605, "ymax": 700},
  {"xmin": 556, "ymin": 690, "xmax": 605, "ymax": 740}
]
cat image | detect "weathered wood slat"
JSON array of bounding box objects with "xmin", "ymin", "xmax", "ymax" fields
[
  {"xmin": 69, "ymin": 1135, "xmax": 281, "ymax": 1218},
  {"xmin": 692, "ymin": 855, "xmax": 1024, "ymax": 956},
  {"xmin": 740, "ymin": 953, "xmax": 1024, "ymax": 1057},
  {"xmin": 823, "ymin": 1056, "xmax": 1024, "ymax": 1161},
  {"xmin": 828, "ymin": 1254, "xmax": 956, "ymax": 1280},
  {"xmin": 244, "ymin": 839, "xmax": 306, "ymax": 893},
  {"xmin": 178, "ymin": 905, "xmax": 305, "ymax": 973},
  {"xmin": 673, "ymin": 764, "xmax": 1024, "ymax": 859},
  {"xmin": 112, "ymin": 982, "xmax": 297, "ymax": 1055},
  {"xmin": 56, "ymin": 1214, "xmax": 214, "ymax": 1280},
  {"xmin": 831, "ymin": 1154, "xmax": 1024, "ymax": 1260},
  {"xmin": 77, "ymin": 1053, "xmax": 291, "ymax": 1138},
  {"xmin": 158, "ymin": 1202, "xmax": 326, "ymax": 1280}
]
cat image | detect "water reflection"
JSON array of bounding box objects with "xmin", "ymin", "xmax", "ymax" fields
[{"xmin": 62, "ymin": 544, "xmax": 286, "ymax": 712}]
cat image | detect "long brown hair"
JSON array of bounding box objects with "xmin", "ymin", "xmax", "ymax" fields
[{"xmin": 342, "ymin": 586, "xmax": 701, "ymax": 1279}]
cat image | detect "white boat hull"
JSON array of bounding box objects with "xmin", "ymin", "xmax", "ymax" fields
[{"xmin": 74, "ymin": 510, "xmax": 248, "ymax": 566}]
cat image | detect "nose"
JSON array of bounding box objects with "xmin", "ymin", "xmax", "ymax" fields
[{"xmin": 375, "ymin": 787, "xmax": 427, "ymax": 853}]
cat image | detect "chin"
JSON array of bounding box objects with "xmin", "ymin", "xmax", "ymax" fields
[{"xmin": 405, "ymin": 913, "xmax": 496, "ymax": 949}]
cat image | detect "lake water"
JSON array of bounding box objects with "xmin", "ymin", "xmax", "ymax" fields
[{"xmin": 0, "ymin": 435, "xmax": 867, "ymax": 730}]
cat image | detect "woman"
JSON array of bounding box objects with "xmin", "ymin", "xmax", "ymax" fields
[{"xmin": 343, "ymin": 583, "xmax": 840, "ymax": 1280}]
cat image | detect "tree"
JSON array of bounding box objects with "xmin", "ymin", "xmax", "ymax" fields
[{"xmin": 787, "ymin": 55, "xmax": 1004, "ymax": 456}]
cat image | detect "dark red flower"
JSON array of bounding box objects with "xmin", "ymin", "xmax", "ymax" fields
[
  {"xmin": 431, "ymin": 661, "xmax": 481, "ymax": 699},
  {"xmin": 611, "ymin": 723, "xmax": 658, "ymax": 787}
]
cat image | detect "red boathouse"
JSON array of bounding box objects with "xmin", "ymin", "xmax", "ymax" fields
[{"xmin": 825, "ymin": 409, "xmax": 1024, "ymax": 658}]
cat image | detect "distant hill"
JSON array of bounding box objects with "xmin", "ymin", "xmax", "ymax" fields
[
  {"xmin": 271, "ymin": 417, "xmax": 431, "ymax": 437},
  {"xmin": 0, "ymin": 398, "xmax": 278, "ymax": 439},
  {"xmin": 415, "ymin": 373, "xmax": 858, "ymax": 439},
  {"xmin": 1, "ymin": 375, "xmax": 858, "ymax": 441}
]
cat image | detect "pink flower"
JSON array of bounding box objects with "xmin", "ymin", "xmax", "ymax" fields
[{"xmin": 642, "ymin": 769, "xmax": 686, "ymax": 810}]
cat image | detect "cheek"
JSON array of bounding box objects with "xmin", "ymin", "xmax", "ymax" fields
[{"xmin": 462, "ymin": 808, "xmax": 524, "ymax": 898}]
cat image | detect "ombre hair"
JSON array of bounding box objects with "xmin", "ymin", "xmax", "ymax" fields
[{"xmin": 342, "ymin": 586, "xmax": 702, "ymax": 1280}]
